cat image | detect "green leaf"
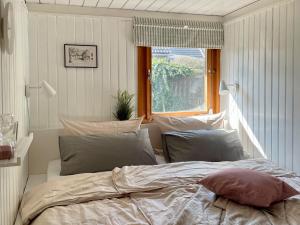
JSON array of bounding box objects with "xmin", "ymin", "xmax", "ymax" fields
[{"xmin": 113, "ymin": 90, "xmax": 135, "ymax": 121}]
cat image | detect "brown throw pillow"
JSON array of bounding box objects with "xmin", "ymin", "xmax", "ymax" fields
[{"xmin": 199, "ymin": 168, "xmax": 299, "ymax": 208}]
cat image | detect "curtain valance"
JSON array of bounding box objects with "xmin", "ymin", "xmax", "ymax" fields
[{"xmin": 133, "ymin": 17, "xmax": 224, "ymax": 49}]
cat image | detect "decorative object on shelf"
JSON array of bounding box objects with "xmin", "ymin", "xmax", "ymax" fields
[
  {"xmin": 219, "ymin": 80, "xmax": 239, "ymax": 95},
  {"xmin": 113, "ymin": 90, "xmax": 135, "ymax": 121},
  {"xmin": 25, "ymin": 80, "xmax": 56, "ymax": 98},
  {"xmin": 64, "ymin": 44, "xmax": 98, "ymax": 68},
  {"xmin": 0, "ymin": 2, "xmax": 15, "ymax": 54},
  {"xmin": 0, "ymin": 114, "xmax": 18, "ymax": 160}
]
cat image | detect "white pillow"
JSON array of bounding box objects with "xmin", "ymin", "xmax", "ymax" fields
[
  {"xmin": 60, "ymin": 117, "xmax": 143, "ymax": 136},
  {"xmin": 152, "ymin": 112, "xmax": 225, "ymax": 133}
]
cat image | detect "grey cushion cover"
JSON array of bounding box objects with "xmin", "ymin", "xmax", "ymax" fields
[
  {"xmin": 59, "ymin": 129, "xmax": 157, "ymax": 175},
  {"xmin": 161, "ymin": 129, "xmax": 244, "ymax": 163}
]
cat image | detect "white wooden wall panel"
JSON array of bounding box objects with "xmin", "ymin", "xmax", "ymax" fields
[
  {"xmin": 222, "ymin": 0, "xmax": 300, "ymax": 173},
  {"xmin": 285, "ymin": 3, "xmax": 294, "ymax": 171},
  {"xmin": 293, "ymin": 0, "xmax": 300, "ymax": 173},
  {"xmin": 28, "ymin": 13, "xmax": 137, "ymax": 129},
  {"xmin": 0, "ymin": 1, "xmax": 29, "ymax": 225}
]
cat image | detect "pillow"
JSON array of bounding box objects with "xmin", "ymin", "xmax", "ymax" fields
[
  {"xmin": 59, "ymin": 129, "xmax": 157, "ymax": 175},
  {"xmin": 60, "ymin": 117, "xmax": 143, "ymax": 136},
  {"xmin": 199, "ymin": 168, "xmax": 299, "ymax": 207},
  {"xmin": 152, "ymin": 112, "xmax": 225, "ymax": 133},
  {"xmin": 161, "ymin": 129, "xmax": 244, "ymax": 162}
]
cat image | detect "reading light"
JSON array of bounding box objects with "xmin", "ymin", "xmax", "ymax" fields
[
  {"xmin": 25, "ymin": 80, "xmax": 56, "ymax": 98},
  {"xmin": 219, "ymin": 80, "xmax": 239, "ymax": 96}
]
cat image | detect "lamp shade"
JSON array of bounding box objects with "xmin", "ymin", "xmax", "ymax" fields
[
  {"xmin": 41, "ymin": 80, "xmax": 56, "ymax": 97},
  {"xmin": 219, "ymin": 80, "xmax": 229, "ymax": 95}
]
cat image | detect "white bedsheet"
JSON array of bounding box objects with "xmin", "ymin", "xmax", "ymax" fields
[
  {"xmin": 47, "ymin": 159, "xmax": 61, "ymax": 181},
  {"xmin": 22, "ymin": 159, "xmax": 300, "ymax": 225},
  {"xmin": 47, "ymin": 154, "xmax": 167, "ymax": 181}
]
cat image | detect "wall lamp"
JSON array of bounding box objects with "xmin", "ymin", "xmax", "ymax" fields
[
  {"xmin": 219, "ymin": 80, "xmax": 239, "ymax": 96},
  {"xmin": 25, "ymin": 80, "xmax": 56, "ymax": 98}
]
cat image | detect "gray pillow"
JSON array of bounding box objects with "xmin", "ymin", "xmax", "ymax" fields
[
  {"xmin": 59, "ymin": 129, "xmax": 157, "ymax": 175},
  {"xmin": 161, "ymin": 129, "xmax": 244, "ymax": 163}
]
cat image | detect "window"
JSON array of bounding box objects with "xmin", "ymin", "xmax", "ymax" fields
[
  {"xmin": 151, "ymin": 47, "xmax": 207, "ymax": 113},
  {"xmin": 138, "ymin": 47, "xmax": 220, "ymax": 120}
]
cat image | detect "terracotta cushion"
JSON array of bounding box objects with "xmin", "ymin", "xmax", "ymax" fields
[{"xmin": 199, "ymin": 168, "xmax": 299, "ymax": 207}]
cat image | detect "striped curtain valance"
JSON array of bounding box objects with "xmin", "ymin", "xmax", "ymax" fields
[{"xmin": 133, "ymin": 17, "xmax": 224, "ymax": 49}]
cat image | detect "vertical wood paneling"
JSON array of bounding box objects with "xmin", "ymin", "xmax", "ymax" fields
[
  {"xmin": 271, "ymin": 6, "xmax": 279, "ymax": 164},
  {"xmin": 110, "ymin": 18, "xmax": 119, "ymax": 120},
  {"xmin": 222, "ymin": 0, "xmax": 299, "ymax": 173},
  {"xmin": 285, "ymin": 3, "xmax": 294, "ymax": 171},
  {"xmin": 47, "ymin": 15, "xmax": 59, "ymax": 128},
  {"xmin": 56, "ymin": 16, "xmax": 68, "ymax": 119},
  {"xmin": 237, "ymin": 20, "xmax": 243, "ymax": 124},
  {"xmin": 253, "ymin": 13, "xmax": 260, "ymax": 158},
  {"xmin": 92, "ymin": 18, "xmax": 103, "ymax": 119},
  {"xmin": 66, "ymin": 16, "xmax": 77, "ymax": 118},
  {"xmin": 278, "ymin": 4, "xmax": 287, "ymax": 168},
  {"xmin": 125, "ymin": 20, "xmax": 137, "ymax": 109},
  {"xmin": 265, "ymin": 8, "xmax": 273, "ymax": 160},
  {"xmin": 28, "ymin": 14, "xmax": 39, "ymax": 129},
  {"xmin": 293, "ymin": 0, "xmax": 300, "ymax": 173},
  {"xmin": 0, "ymin": 1, "xmax": 29, "ymax": 225},
  {"xmin": 248, "ymin": 15, "xmax": 254, "ymax": 157},
  {"xmin": 118, "ymin": 20, "xmax": 128, "ymax": 91},
  {"xmin": 258, "ymin": 10, "xmax": 266, "ymax": 153},
  {"xmin": 242, "ymin": 18, "xmax": 249, "ymax": 151},
  {"xmin": 74, "ymin": 17, "xmax": 84, "ymax": 118},
  {"xmin": 37, "ymin": 15, "xmax": 49, "ymax": 128},
  {"xmin": 29, "ymin": 13, "xmax": 137, "ymax": 128},
  {"xmin": 102, "ymin": 17, "xmax": 112, "ymax": 121},
  {"xmin": 84, "ymin": 18, "xmax": 95, "ymax": 119}
]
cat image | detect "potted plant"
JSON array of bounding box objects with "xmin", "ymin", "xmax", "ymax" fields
[{"xmin": 113, "ymin": 90, "xmax": 134, "ymax": 121}]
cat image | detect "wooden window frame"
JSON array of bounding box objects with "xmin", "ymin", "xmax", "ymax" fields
[{"xmin": 138, "ymin": 47, "xmax": 220, "ymax": 121}]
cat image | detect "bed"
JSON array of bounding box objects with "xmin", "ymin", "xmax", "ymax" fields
[
  {"xmin": 21, "ymin": 159, "xmax": 300, "ymax": 225},
  {"xmin": 23, "ymin": 119, "xmax": 300, "ymax": 225}
]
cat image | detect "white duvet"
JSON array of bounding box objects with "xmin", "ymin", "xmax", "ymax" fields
[{"xmin": 21, "ymin": 159, "xmax": 300, "ymax": 225}]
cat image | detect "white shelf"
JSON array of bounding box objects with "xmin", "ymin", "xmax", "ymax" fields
[{"xmin": 0, "ymin": 132, "xmax": 33, "ymax": 167}]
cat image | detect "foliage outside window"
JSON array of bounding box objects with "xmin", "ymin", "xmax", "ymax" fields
[{"xmin": 151, "ymin": 47, "xmax": 206, "ymax": 113}]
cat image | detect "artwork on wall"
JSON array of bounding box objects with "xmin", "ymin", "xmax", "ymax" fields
[{"xmin": 64, "ymin": 44, "xmax": 98, "ymax": 68}]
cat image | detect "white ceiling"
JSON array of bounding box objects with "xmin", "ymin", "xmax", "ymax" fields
[{"xmin": 25, "ymin": 0, "xmax": 259, "ymax": 16}]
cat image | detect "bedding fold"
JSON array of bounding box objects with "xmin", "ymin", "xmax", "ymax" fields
[{"xmin": 21, "ymin": 159, "xmax": 300, "ymax": 225}]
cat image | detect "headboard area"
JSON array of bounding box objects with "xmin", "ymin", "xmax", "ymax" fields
[{"xmin": 28, "ymin": 123, "xmax": 162, "ymax": 175}]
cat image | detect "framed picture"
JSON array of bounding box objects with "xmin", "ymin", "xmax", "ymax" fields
[{"xmin": 64, "ymin": 44, "xmax": 98, "ymax": 68}]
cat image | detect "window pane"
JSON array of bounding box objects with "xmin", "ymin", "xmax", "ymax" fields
[{"xmin": 151, "ymin": 47, "xmax": 206, "ymax": 113}]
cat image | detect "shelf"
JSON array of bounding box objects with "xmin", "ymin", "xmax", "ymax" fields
[{"xmin": 0, "ymin": 132, "xmax": 34, "ymax": 168}]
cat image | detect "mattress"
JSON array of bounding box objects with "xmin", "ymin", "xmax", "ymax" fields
[{"xmin": 47, "ymin": 154, "xmax": 167, "ymax": 181}]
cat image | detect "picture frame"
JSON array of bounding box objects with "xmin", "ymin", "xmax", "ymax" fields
[{"xmin": 64, "ymin": 44, "xmax": 98, "ymax": 68}]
